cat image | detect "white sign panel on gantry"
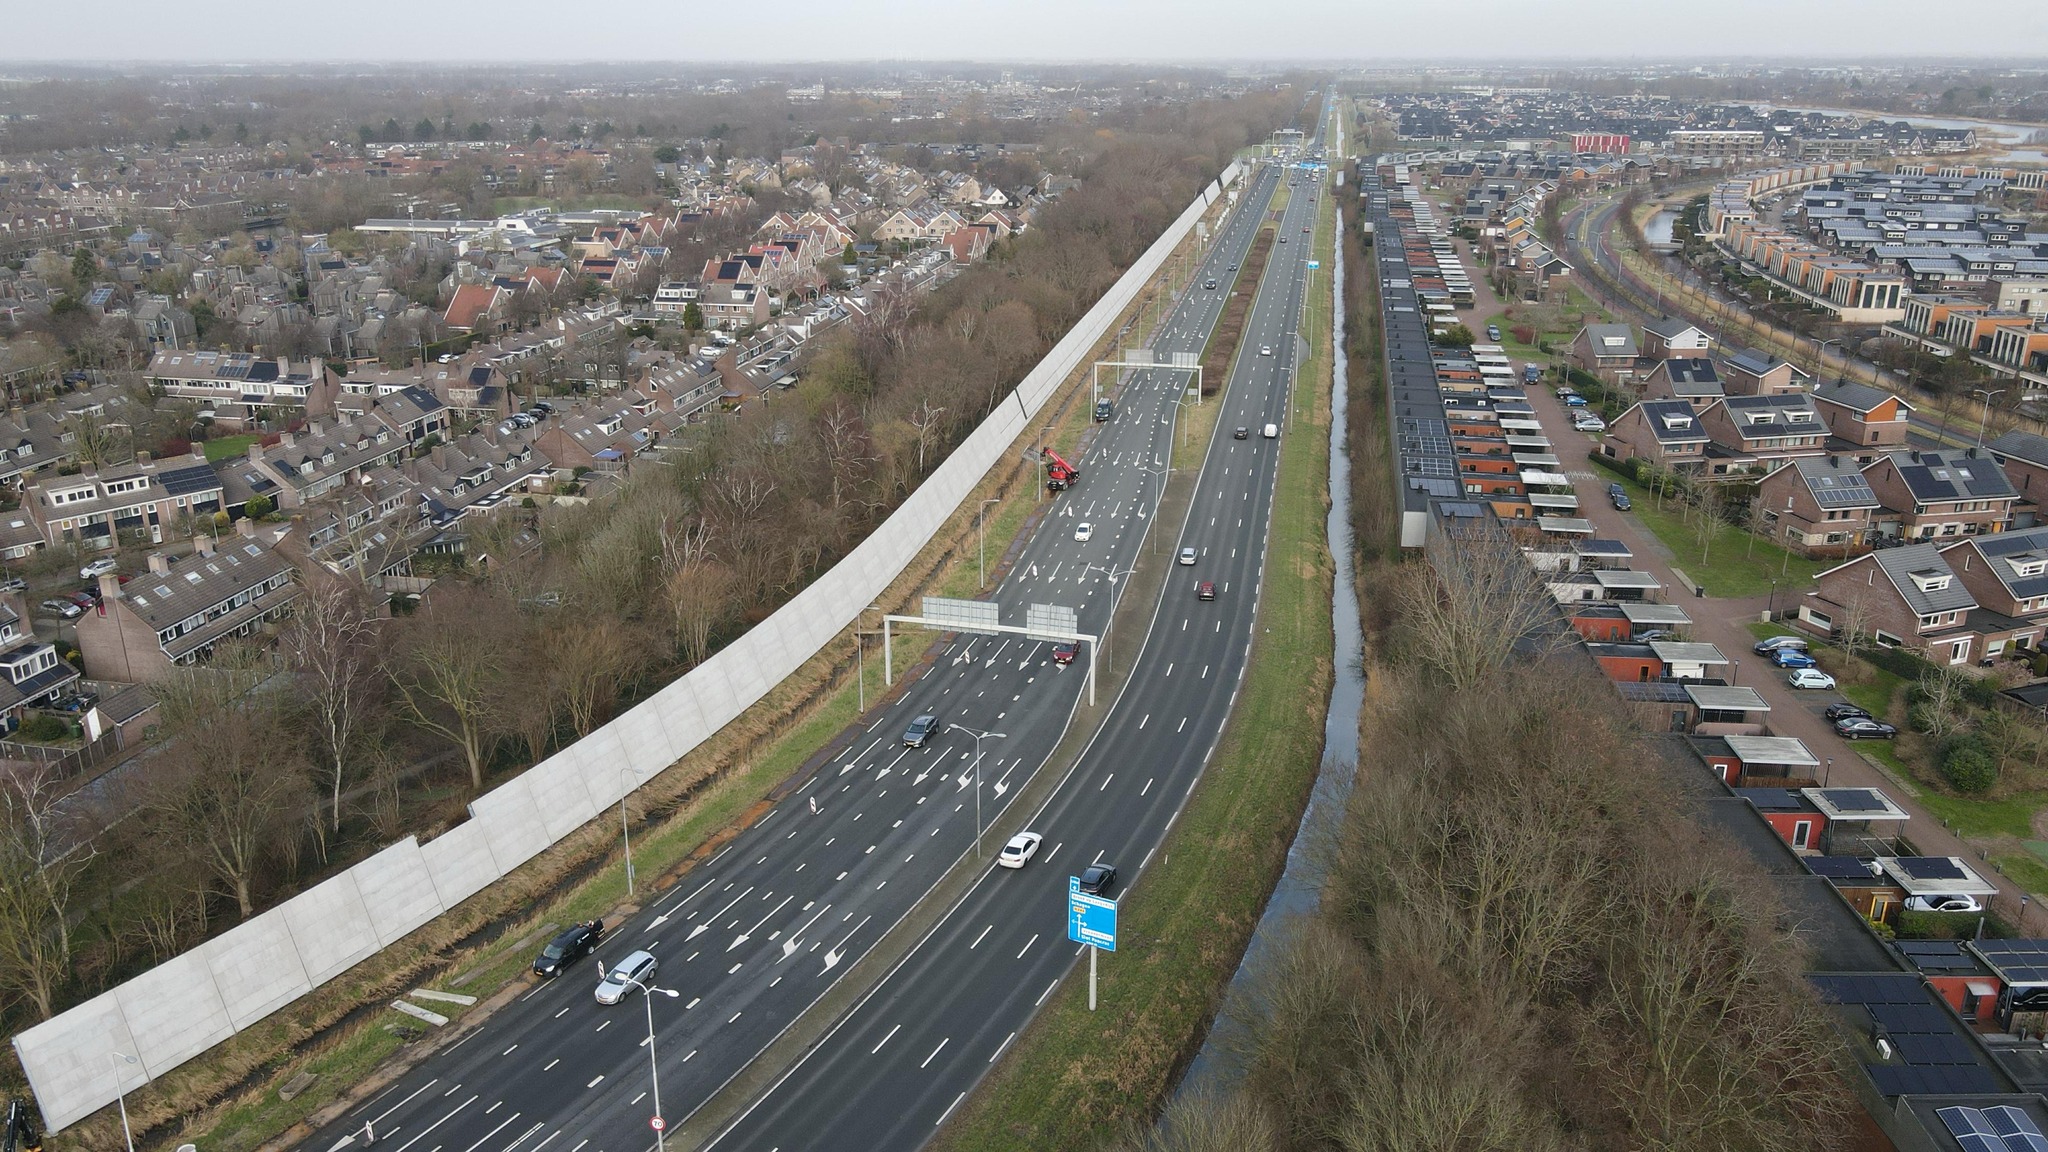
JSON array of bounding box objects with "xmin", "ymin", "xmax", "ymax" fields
[
  {"xmin": 921, "ymin": 596, "xmax": 1000, "ymax": 635},
  {"xmin": 1025, "ymin": 603, "xmax": 1078, "ymax": 641}
]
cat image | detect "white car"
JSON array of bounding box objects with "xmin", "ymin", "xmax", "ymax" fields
[
  {"xmin": 80, "ymin": 557, "xmax": 118, "ymax": 581},
  {"xmin": 1074, "ymin": 523, "xmax": 1093, "ymax": 542},
  {"xmin": 1573, "ymin": 414, "xmax": 1607, "ymax": 432},
  {"xmin": 1178, "ymin": 547, "xmax": 1198, "ymax": 566},
  {"xmin": 594, "ymin": 950, "xmax": 658, "ymax": 1005},
  {"xmin": 997, "ymin": 831, "xmax": 1043, "ymax": 869},
  {"xmin": 1904, "ymin": 894, "xmax": 1983, "ymax": 914},
  {"xmin": 1260, "ymin": 345, "xmax": 1273, "ymax": 356},
  {"xmin": 1787, "ymin": 668, "xmax": 1837, "ymax": 690}
]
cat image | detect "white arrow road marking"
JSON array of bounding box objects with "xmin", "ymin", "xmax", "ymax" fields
[
  {"xmin": 822, "ymin": 915, "xmax": 872, "ymax": 973},
  {"xmin": 689, "ymin": 886, "xmax": 753, "ymax": 940},
  {"xmin": 781, "ymin": 903, "xmax": 834, "ymax": 958},
  {"xmin": 731, "ymin": 894, "xmax": 794, "ymax": 951}
]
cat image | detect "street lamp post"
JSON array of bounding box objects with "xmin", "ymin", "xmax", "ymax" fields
[
  {"xmin": 1973, "ymin": 388, "xmax": 2007, "ymax": 448},
  {"xmin": 1816, "ymin": 337, "xmax": 1841, "ymax": 384},
  {"xmin": 602, "ymin": 965, "xmax": 682, "ymax": 1152},
  {"xmin": 619, "ymin": 765, "xmax": 650, "ymax": 897},
  {"xmin": 1140, "ymin": 463, "xmax": 1170, "ymax": 554},
  {"xmin": 1082, "ymin": 563, "xmax": 1135, "ymax": 674},
  {"xmin": 946, "ymin": 724, "xmax": 1007, "ymax": 858},
  {"xmin": 977, "ymin": 499, "xmax": 1001, "ymax": 589},
  {"xmin": 109, "ymin": 1051, "xmax": 137, "ymax": 1152},
  {"xmin": 857, "ymin": 602, "xmax": 882, "ymax": 713}
]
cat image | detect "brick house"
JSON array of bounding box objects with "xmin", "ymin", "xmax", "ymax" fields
[
  {"xmin": 1754, "ymin": 455, "xmax": 1880, "ymax": 556},
  {"xmin": 1811, "ymin": 380, "xmax": 1915, "ymax": 453},
  {"xmin": 75, "ymin": 523, "xmax": 301, "ymax": 682},
  {"xmin": 1862, "ymin": 448, "xmax": 2017, "ymax": 542},
  {"xmin": 1719, "ymin": 348, "xmax": 1806, "ymax": 396},
  {"xmin": 1641, "ymin": 358, "xmax": 1725, "ymax": 411},
  {"xmin": 1694, "ymin": 392, "xmax": 1830, "ymax": 479},
  {"xmin": 1640, "ymin": 316, "xmax": 1713, "ymax": 359},
  {"xmin": 1938, "ymin": 525, "xmax": 2048, "ymax": 658},
  {"xmin": 1804, "ymin": 543, "xmax": 1981, "ymax": 664},
  {"xmin": 1568, "ymin": 323, "xmax": 1639, "ymax": 378},
  {"xmin": 1985, "ymin": 430, "xmax": 2048, "ymax": 527},
  {"xmin": 1601, "ymin": 400, "xmax": 1710, "ymax": 474},
  {"xmin": 23, "ymin": 451, "xmax": 225, "ymax": 551}
]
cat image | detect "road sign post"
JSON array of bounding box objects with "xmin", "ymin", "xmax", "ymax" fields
[{"xmin": 1068, "ymin": 876, "xmax": 1118, "ymax": 1012}]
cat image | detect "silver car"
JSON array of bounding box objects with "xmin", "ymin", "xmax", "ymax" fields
[{"xmin": 594, "ymin": 949, "xmax": 658, "ymax": 1005}]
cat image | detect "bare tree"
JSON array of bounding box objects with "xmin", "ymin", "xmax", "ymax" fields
[
  {"xmin": 555, "ymin": 618, "xmax": 641, "ymax": 736},
  {"xmin": 666, "ymin": 559, "xmax": 734, "ymax": 669},
  {"xmin": 1396, "ymin": 525, "xmax": 1568, "ymax": 692},
  {"xmin": 386, "ymin": 584, "xmax": 517, "ymax": 793},
  {"xmin": 1833, "ymin": 584, "xmax": 1878, "ymax": 664},
  {"xmin": 279, "ymin": 579, "xmax": 386, "ymax": 845},
  {"xmin": 1915, "ymin": 666, "xmax": 1975, "ymax": 741},
  {"xmin": 0, "ymin": 765, "xmax": 92, "ymax": 1018}
]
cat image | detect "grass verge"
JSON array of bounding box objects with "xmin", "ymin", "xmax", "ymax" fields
[
  {"xmin": 932, "ymin": 164, "xmax": 1340, "ymax": 1152},
  {"xmin": 1602, "ymin": 469, "xmax": 1830, "ymax": 597},
  {"xmin": 203, "ymin": 433, "xmax": 263, "ymax": 462}
]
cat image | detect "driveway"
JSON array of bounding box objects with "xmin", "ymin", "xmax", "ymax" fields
[{"xmin": 1512, "ymin": 364, "xmax": 2044, "ymax": 924}]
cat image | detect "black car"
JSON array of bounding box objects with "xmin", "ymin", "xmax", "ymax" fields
[
  {"xmin": 903, "ymin": 713, "xmax": 939, "ymax": 748},
  {"xmin": 1078, "ymin": 864, "xmax": 1118, "ymax": 896},
  {"xmin": 1823, "ymin": 702, "xmax": 1871, "ymax": 723},
  {"xmin": 1234, "ymin": 427, "xmax": 1249, "ymax": 440},
  {"xmin": 1835, "ymin": 717, "xmax": 1899, "ymax": 740},
  {"xmin": 533, "ymin": 919, "xmax": 604, "ymax": 977}
]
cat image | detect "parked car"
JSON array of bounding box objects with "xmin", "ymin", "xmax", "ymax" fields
[
  {"xmin": 1074, "ymin": 522, "xmax": 1093, "ymax": 542},
  {"xmin": 904, "ymin": 713, "xmax": 940, "ymax": 748},
  {"xmin": 1050, "ymin": 643, "xmax": 1077, "ymax": 666},
  {"xmin": 1787, "ymin": 668, "xmax": 1837, "ymax": 690},
  {"xmin": 1178, "ymin": 547, "xmax": 1198, "ymax": 566},
  {"xmin": 0, "ymin": 577, "xmax": 25, "ymax": 594},
  {"xmin": 533, "ymin": 920, "xmax": 604, "ymax": 977},
  {"xmin": 593, "ymin": 950, "xmax": 658, "ymax": 1005},
  {"xmin": 1770, "ymin": 648, "xmax": 1818, "ymax": 669},
  {"xmin": 79, "ymin": 557, "xmax": 118, "ymax": 581},
  {"xmin": 1197, "ymin": 581, "xmax": 1216, "ymax": 601},
  {"xmin": 1754, "ymin": 635, "xmax": 1810, "ymax": 655},
  {"xmin": 67, "ymin": 591, "xmax": 96, "ymax": 610},
  {"xmin": 1635, "ymin": 630, "xmax": 1675, "ymax": 642},
  {"xmin": 1078, "ymin": 863, "xmax": 1118, "ymax": 895},
  {"xmin": 1573, "ymin": 414, "xmax": 1607, "ymax": 432},
  {"xmin": 1835, "ymin": 717, "xmax": 1899, "ymax": 740},
  {"xmin": 1486, "ymin": 324, "xmax": 1501, "ymax": 341},
  {"xmin": 1904, "ymin": 894, "xmax": 1982, "ymax": 914},
  {"xmin": 1823, "ymin": 702, "xmax": 1871, "ymax": 722},
  {"xmin": 998, "ymin": 832, "xmax": 1043, "ymax": 869},
  {"xmin": 1608, "ymin": 484, "xmax": 1631, "ymax": 511},
  {"xmin": 40, "ymin": 599, "xmax": 80, "ymax": 620},
  {"xmin": 1563, "ymin": 394, "xmax": 1589, "ymax": 407}
]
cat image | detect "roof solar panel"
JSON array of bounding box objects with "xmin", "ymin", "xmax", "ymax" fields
[
  {"xmin": 1819, "ymin": 788, "xmax": 1887, "ymax": 813},
  {"xmin": 1889, "ymin": 1032, "xmax": 1980, "ymax": 1065},
  {"xmin": 1869, "ymin": 1001, "xmax": 1955, "ymax": 1034},
  {"xmin": 1898, "ymin": 857, "xmax": 1969, "ymax": 882},
  {"xmin": 1811, "ymin": 972, "xmax": 1928, "ymax": 1004},
  {"xmin": 159, "ymin": 464, "xmax": 222, "ymax": 497},
  {"xmin": 1871, "ymin": 1064, "xmax": 2004, "ymax": 1095},
  {"xmin": 1989, "ymin": 1105, "xmax": 2048, "ymax": 1152}
]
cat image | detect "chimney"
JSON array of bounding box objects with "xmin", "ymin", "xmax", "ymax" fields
[
  {"xmin": 147, "ymin": 552, "xmax": 171, "ymax": 576},
  {"xmin": 97, "ymin": 573, "xmax": 122, "ymax": 602},
  {"xmin": 236, "ymin": 517, "xmax": 259, "ymax": 539},
  {"xmin": 280, "ymin": 431, "xmax": 296, "ymax": 448},
  {"xmin": 247, "ymin": 442, "xmax": 263, "ymax": 463},
  {"xmin": 195, "ymin": 532, "xmax": 216, "ymax": 556}
]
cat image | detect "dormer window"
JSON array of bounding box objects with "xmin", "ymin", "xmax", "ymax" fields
[
  {"xmin": 1908, "ymin": 568, "xmax": 1952, "ymax": 593},
  {"xmin": 1748, "ymin": 412, "xmax": 1776, "ymax": 425},
  {"xmin": 2008, "ymin": 554, "xmax": 2047, "ymax": 579},
  {"xmin": 1660, "ymin": 413, "xmax": 1693, "ymax": 431}
]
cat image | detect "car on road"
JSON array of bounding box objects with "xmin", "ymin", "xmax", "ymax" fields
[
  {"xmin": 997, "ymin": 832, "xmax": 1043, "ymax": 869},
  {"xmin": 903, "ymin": 713, "xmax": 940, "ymax": 748},
  {"xmin": 1277, "ymin": 236, "xmax": 1287, "ymax": 243},
  {"xmin": 40, "ymin": 599, "xmax": 81, "ymax": 620},
  {"xmin": 1263, "ymin": 423, "xmax": 1278, "ymax": 439},
  {"xmin": 1204, "ymin": 279, "xmax": 1218, "ymax": 290},
  {"xmin": 1787, "ymin": 668, "xmax": 1837, "ymax": 690},
  {"xmin": 1259, "ymin": 345, "xmax": 1272, "ymax": 356},
  {"xmin": 1835, "ymin": 716, "xmax": 1899, "ymax": 740},
  {"xmin": 1074, "ymin": 522, "xmax": 1093, "ymax": 542},
  {"xmin": 1486, "ymin": 324, "xmax": 1501, "ymax": 341},
  {"xmin": 1904, "ymin": 894, "xmax": 1982, "ymax": 913},
  {"xmin": 533, "ymin": 920, "xmax": 604, "ymax": 977},
  {"xmin": 1050, "ymin": 643, "xmax": 1077, "ymax": 665},
  {"xmin": 1754, "ymin": 635, "xmax": 1810, "ymax": 655},
  {"xmin": 1770, "ymin": 648, "xmax": 1818, "ymax": 669},
  {"xmin": 1228, "ymin": 263, "xmax": 1238, "ymax": 271},
  {"xmin": 1078, "ymin": 863, "xmax": 1118, "ymax": 895},
  {"xmin": 79, "ymin": 557, "xmax": 118, "ymax": 581},
  {"xmin": 1196, "ymin": 580, "xmax": 1216, "ymax": 600},
  {"xmin": 1178, "ymin": 547, "xmax": 1198, "ymax": 566},
  {"xmin": 1234, "ymin": 427, "xmax": 1249, "ymax": 439},
  {"xmin": 1823, "ymin": 702, "xmax": 1871, "ymax": 722},
  {"xmin": 594, "ymin": 950, "xmax": 658, "ymax": 1004}
]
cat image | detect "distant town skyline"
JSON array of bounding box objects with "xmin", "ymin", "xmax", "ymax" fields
[{"xmin": 8, "ymin": 0, "xmax": 2048, "ymax": 64}]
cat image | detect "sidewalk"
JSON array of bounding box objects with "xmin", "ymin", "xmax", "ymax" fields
[{"xmin": 1520, "ymin": 376, "xmax": 2048, "ymax": 934}]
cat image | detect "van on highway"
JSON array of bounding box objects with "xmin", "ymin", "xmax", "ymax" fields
[{"xmin": 1262, "ymin": 423, "xmax": 1278, "ymax": 439}]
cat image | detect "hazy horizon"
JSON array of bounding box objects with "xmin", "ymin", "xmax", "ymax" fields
[{"xmin": 9, "ymin": 0, "xmax": 2048, "ymax": 64}]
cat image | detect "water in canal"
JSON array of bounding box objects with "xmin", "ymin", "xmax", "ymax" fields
[{"xmin": 1172, "ymin": 209, "xmax": 1366, "ymax": 1101}]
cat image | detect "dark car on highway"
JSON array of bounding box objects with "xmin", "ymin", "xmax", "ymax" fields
[
  {"xmin": 533, "ymin": 919, "xmax": 604, "ymax": 977},
  {"xmin": 1078, "ymin": 864, "xmax": 1117, "ymax": 896},
  {"xmin": 1823, "ymin": 702, "xmax": 1871, "ymax": 722},
  {"xmin": 903, "ymin": 713, "xmax": 940, "ymax": 748},
  {"xmin": 1196, "ymin": 581, "xmax": 1216, "ymax": 601},
  {"xmin": 1050, "ymin": 643, "xmax": 1077, "ymax": 665},
  {"xmin": 1835, "ymin": 717, "xmax": 1899, "ymax": 740}
]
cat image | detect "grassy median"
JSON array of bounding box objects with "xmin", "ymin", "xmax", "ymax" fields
[{"xmin": 934, "ymin": 169, "xmax": 1340, "ymax": 1152}]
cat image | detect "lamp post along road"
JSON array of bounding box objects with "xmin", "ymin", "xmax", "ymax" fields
[
  {"xmin": 977, "ymin": 499, "xmax": 1001, "ymax": 589},
  {"xmin": 110, "ymin": 1051, "xmax": 137, "ymax": 1152},
  {"xmin": 1974, "ymin": 388, "xmax": 2007, "ymax": 448},
  {"xmin": 600, "ymin": 963, "xmax": 682, "ymax": 1152},
  {"xmin": 1083, "ymin": 563, "xmax": 1135, "ymax": 674},
  {"xmin": 947, "ymin": 724, "xmax": 1007, "ymax": 857}
]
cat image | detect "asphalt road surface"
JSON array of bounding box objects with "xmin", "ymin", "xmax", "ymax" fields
[
  {"xmin": 707, "ymin": 114, "xmax": 1331, "ymax": 1152},
  {"xmin": 309, "ymin": 163, "xmax": 1290, "ymax": 1152}
]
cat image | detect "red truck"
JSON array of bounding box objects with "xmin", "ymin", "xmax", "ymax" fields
[{"xmin": 1042, "ymin": 448, "xmax": 1080, "ymax": 493}]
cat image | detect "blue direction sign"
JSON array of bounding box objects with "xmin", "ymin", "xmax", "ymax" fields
[{"xmin": 1067, "ymin": 876, "xmax": 1118, "ymax": 952}]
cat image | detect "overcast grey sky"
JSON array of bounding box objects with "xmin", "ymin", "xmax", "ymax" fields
[{"xmin": 7, "ymin": 0, "xmax": 2043, "ymax": 63}]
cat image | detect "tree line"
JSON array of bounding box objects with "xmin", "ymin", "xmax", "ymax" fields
[{"xmin": 0, "ymin": 92, "xmax": 1295, "ymax": 1053}]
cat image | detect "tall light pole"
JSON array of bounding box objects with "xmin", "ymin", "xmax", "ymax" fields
[
  {"xmin": 1083, "ymin": 563, "xmax": 1135, "ymax": 673},
  {"xmin": 109, "ymin": 1051, "xmax": 137, "ymax": 1152},
  {"xmin": 1973, "ymin": 388, "xmax": 2007, "ymax": 448},
  {"xmin": 619, "ymin": 765, "xmax": 649, "ymax": 897},
  {"xmin": 946, "ymin": 724, "xmax": 1006, "ymax": 857},
  {"xmin": 857, "ymin": 602, "xmax": 882, "ymax": 713},
  {"xmin": 1816, "ymin": 337, "xmax": 1841, "ymax": 386},
  {"xmin": 1140, "ymin": 463, "xmax": 1170, "ymax": 555},
  {"xmin": 977, "ymin": 498, "xmax": 1001, "ymax": 589},
  {"xmin": 602, "ymin": 964, "xmax": 682, "ymax": 1152}
]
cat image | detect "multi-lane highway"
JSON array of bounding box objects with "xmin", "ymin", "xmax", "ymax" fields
[
  {"xmin": 309, "ymin": 159, "xmax": 1289, "ymax": 1152},
  {"xmin": 707, "ymin": 115, "xmax": 1331, "ymax": 1151}
]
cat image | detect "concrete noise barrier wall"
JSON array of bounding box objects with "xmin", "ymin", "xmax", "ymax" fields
[{"xmin": 15, "ymin": 161, "xmax": 1243, "ymax": 1132}]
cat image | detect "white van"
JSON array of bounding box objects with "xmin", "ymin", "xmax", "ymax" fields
[{"xmin": 1262, "ymin": 423, "xmax": 1278, "ymax": 439}]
